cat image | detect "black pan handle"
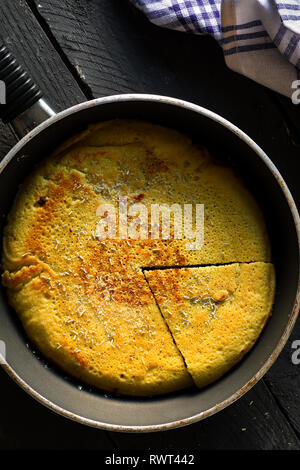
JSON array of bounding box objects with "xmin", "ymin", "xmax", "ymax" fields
[
  {"xmin": 0, "ymin": 39, "xmax": 55, "ymax": 139},
  {"xmin": 0, "ymin": 39, "xmax": 43, "ymax": 124}
]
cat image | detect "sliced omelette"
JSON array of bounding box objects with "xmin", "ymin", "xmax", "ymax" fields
[
  {"xmin": 1, "ymin": 119, "xmax": 275, "ymax": 395},
  {"xmin": 4, "ymin": 266, "xmax": 191, "ymax": 395},
  {"xmin": 145, "ymin": 263, "xmax": 275, "ymax": 388},
  {"xmin": 1, "ymin": 161, "xmax": 191, "ymax": 395}
]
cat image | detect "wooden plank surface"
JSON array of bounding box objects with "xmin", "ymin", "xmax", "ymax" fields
[
  {"xmin": 0, "ymin": 0, "xmax": 299, "ymax": 450},
  {"xmin": 0, "ymin": 0, "xmax": 86, "ymax": 111}
]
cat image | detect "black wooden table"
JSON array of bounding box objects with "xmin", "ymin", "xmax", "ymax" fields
[{"xmin": 0, "ymin": 0, "xmax": 300, "ymax": 451}]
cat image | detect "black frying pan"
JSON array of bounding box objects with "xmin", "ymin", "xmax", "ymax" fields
[{"xmin": 0, "ymin": 40, "xmax": 299, "ymax": 432}]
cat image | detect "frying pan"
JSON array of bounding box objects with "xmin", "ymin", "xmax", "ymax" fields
[{"xmin": 0, "ymin": 40, "xmax": 299, "ymax": 433}]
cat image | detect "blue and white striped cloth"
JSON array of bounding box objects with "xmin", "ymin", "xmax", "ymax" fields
[{"xmin": 131, "ymin": 0, "xmax": 300, "ymax": 98}]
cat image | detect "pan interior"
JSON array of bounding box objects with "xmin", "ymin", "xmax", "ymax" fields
[{"xmin": 0, "ymin": 99, "xmax": 298, "ymax": 429}]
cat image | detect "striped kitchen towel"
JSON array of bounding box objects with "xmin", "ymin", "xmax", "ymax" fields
[{"xmin": 130, "ymin": 0, "xmax": 300, "ymax": 99}]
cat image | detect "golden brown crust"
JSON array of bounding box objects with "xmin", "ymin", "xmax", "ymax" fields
[{"xmin": 1, "ymin": 119, "xmax": 274, "ymax": 395}]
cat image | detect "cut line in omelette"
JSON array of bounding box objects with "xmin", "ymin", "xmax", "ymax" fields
[
  {"xmin": 144, "ymin": 262, "xmax": 275, "ymax": 389},
  {"xmin": 1, "ymin": 120, "xmax": 275, "ymax": 396}
]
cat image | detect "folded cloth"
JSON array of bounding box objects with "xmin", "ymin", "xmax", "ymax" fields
[{"xmin": 130, "ymin": 0, "xmax": 300, "ymax": 98}]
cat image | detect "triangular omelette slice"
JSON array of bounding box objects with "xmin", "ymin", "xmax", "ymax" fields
[{"xmin": 145, "ymin": 262, "xmax": 275, "ymax": 389}]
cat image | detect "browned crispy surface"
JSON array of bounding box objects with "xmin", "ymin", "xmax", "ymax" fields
[{"xmin": 1, "ymin": 119, "xmax": 273, "ymax": 395}]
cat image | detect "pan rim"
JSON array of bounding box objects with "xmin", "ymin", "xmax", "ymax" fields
[{"xmin": 1, "ymin": 93, "xmax": 299, "ymax": 432}]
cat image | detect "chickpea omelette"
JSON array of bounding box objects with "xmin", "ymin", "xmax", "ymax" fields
[{"xmin": 1, "ymin": 120, "xmax": 275, "ymax": 395}]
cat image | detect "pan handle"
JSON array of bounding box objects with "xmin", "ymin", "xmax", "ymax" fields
[{"xmin": 0, "ymin": 39, "xmax": 55, "ymax": 139}]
